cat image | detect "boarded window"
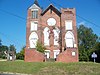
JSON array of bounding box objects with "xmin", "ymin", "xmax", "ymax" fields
[
  {"xmin": 43, "ymin": 27, "xmax": 50, "ymax": 46},
  {"xmin": 29, "ymin": 32, "xmax": 38, "ymax": 48},
  {"xmin": 65, "ymin": 31, "xmax": 75, "ymax": 47},
  {"xmin": 31, "ymin": 21, "xmax": 38, "ymax": 31},
  {"xmin": 65, "ymin": 20, "xmax": 73, "ymax": 30}
]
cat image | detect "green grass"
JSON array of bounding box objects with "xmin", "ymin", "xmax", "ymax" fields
[{"xmin": 0, "ymin": 61, "xmax": 100, "ymax": 75}]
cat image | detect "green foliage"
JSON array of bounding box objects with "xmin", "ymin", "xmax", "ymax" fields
[
  {"xmin": 16, "ymin": 46, "xmax": 25, "ymax": 60},
  {"xmin": 16, "ymin": 53, "xmax": 24, "ymax": 60},
  {"xmin": 36, "ymin": 41, "xmax": 45, "ymax": 53},
  {"xmin": 0, "ymin": 45, "xmax": 8, "ymax": 52},
  {"xmin": 0, "ymin": 44, "xmax": 16, "ymax": 59},
  {"xmin": 9, "ymin": 44, "xmax": 16, "ymax": 52},
  {"xmin": 0, "ymin": 39, "xmax": 2, "ymax": 46},
  {"xmin": 0, "ymin": 39, "xmax": 16, "ymax": 59},
  {"xmin": 93, "ymin": 42, "xmax": 100, "ymax": 62},
  {"xmin": 78, "ymin": 25, "xmax": 99, "ymax": 61},
  {"xmin": 0, "ymin": 45, "xmax": 8, "ymax": 59}
]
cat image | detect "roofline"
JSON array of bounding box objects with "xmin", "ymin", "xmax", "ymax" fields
[{"xmin": 41, "ymin": 4, "xmax": 61, "ymax": 15}]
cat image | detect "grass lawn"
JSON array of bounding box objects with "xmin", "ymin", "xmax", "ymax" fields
[{"xmin": 0, "ymin": 60, "xmax": 100, "ymax": 75}]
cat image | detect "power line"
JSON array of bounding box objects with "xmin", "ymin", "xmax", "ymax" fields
[
  {"xmin": 0, "ymin": 8, "xmax": 26, "ymax": 46},
  {"xmin": 0, "ymin": 0, "xmax": 100, "ymax": 30},
  {"xmin": 0, "ymin": 8, "xmax": 26, "ymax": 21},
  {"xmin": 48, "ymin": 0, "xmax": 63, "ymax": 8},
  {"xmin": 49, "ymin": 0, "xmax": 100, "ymax": 30},
  {"xmin": 0, "ymin": 0, "xmax": 99, "ymax": 50},
  {"xmin": 76, "ymin": 14, "xmax": 100, "ymax": 28},
  {"xmin": 0, "ymin": 1, "xmax": 99, "ymax": 29},
  {"xmin": 0, "ymin": 32, "xmax": 24, "ymax": 46}
]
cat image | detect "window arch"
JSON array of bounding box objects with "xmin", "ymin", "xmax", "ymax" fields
[
  {"xmin": 65, "ymin": 31, "xmax": 75, "ymax": 48},
  {"xmin": 29, "ymin": 32, "xmax": 38, "ymax": 48}
]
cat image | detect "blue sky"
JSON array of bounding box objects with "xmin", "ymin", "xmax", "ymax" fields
[{"xmin": 0, "ymin": 0, "xmax": 100, "ymax": 52}]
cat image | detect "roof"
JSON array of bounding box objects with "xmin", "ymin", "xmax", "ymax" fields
[
  {"xmin": 34, "ymin": 0, "xmax": 40, "ymax": 7},
  {"xmin": 29, "ymin": 0, "xmax": 40, "ymax": 9},
  {"xmin": 41, "ymin": 4, "xmax": 61, "ymax": 16}
]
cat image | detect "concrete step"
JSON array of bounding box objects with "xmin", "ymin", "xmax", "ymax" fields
[{"xmin": 46, "ymin": 58, "xmax": 56, "ymax": 62}]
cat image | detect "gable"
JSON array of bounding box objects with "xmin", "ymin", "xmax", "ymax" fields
[
  {"xmin": 41, "ymin": 4, "xmax": 61, "ymax": 17},
  {"xmin": 29, "ymin": 4, "xmax": 40, "ymax": 9}
]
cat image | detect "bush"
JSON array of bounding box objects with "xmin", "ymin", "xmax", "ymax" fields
[
  {"xmin": 36, "ymin": 41, "xmax": 46, "ymax": 53},
  {"xmin": 16, "ymin": 53, "xmax": 24, "ymax": 60}
]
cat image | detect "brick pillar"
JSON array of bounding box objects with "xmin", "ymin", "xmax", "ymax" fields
[{"xmin": 49, "ymin": 26, "xmax": 54, "ymax": 58}]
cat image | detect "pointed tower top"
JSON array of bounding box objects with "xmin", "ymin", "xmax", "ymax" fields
[{"xmin": 34, "ymin": 0, "xmax": 40, "ymax": 7}]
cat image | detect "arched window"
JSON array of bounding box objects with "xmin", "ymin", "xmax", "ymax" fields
[
  {"xmin": 65, "ymin": 31, "xmax": 75, "ymax": 48},
  {"xmin": 29, "ymin": 32, "xmax": 38, "ymax": 48},
  {"xmin": 53, "ymin": 27, "xmax": 60, "ymax": 45},
  {"xmin": 43, "ymin": 27, "xmax": 50, "ymax": 46}
]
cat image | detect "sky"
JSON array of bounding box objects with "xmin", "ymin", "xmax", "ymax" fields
[{"xmin": 0, "ymin": 0, "xmax": 100, "ymax": 52}]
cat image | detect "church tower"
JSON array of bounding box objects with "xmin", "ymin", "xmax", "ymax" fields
[
  {"xmin": 25, "ymin": 0, "xmax": 78, "ymax": 62},
  {"xmin": 25, "ymin": 0, "xmax": 44, "ymax": 62},
  {"xmin": 26, "ymin": 0, "xmax": 41, "ymax": 49},
  {"xmin": 57, "ymin": 8, "xmax": 78, "ymax": 62}
]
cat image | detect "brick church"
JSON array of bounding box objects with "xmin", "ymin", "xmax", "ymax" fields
[{"xmin": 25, "ymin": 0, "xmax": 79, "ymax": 63}]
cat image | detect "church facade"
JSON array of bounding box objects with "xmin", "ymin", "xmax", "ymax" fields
[{"xmin": 25, "ymin": 0, "xmax": 79, "ymax": 63}]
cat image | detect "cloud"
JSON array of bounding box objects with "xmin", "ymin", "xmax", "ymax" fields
[{"xmin": 78, "ymin": 21, "xmax": 86, "ymax": 25}]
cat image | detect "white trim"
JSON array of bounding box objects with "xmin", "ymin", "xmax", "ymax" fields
[
  {"xmin": 53, "ymin": 50, "xmax": 60, "ymax": 58},
  {"xmin": 31, "ymin": 9, "xmax": 39, "ymax": 11},
  {"xmin": 72, "ymin": 51, "xmax": 76, "ymax": 56},
  {"xmin": 29, "ymin": 4, "xmax": 40, "ymax": 9},
  {"xmin": 33, "ymin": 21, "xmax": 38, "ymax": 23},
  {"xmin": 45, "ymin": 50, "xmax": 50, "ymax": 58},
  {"xmin": 53, "ymin": 50, "xmax": 60, "ymax": 52},
  {"xmin": 45, "ymin": 50, "xmax": 50, "ymax": 52},
  {"xmin": 74, "ymin": 44, "xmax": 77, "ymax": 47}
]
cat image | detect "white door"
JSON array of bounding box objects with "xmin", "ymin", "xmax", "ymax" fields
[
  {"xmin": 53, "ymin": 50, "xmax": 60, "ymax": 58},
  {"xmin": 45, "ymin": 50, "xmax": 50, "ymax": 58}
]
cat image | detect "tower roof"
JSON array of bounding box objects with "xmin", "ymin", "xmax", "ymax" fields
[
  {"xmin": 34, "ymin": 0, "xmax": 40, "ymax": 7},
  {"xmin": 29, "ymin": 0, "xmax": 40, "ymax": 9}
]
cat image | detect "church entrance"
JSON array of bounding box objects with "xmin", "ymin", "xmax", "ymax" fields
[
  {"xmin": 53, "ymin": 50, "xmax": 60, "ymax": 59},
  {"xmin": 45, "ymin": 50, "xmax": 50, "ymax": 59}
]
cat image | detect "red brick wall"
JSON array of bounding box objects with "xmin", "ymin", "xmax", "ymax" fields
[
  {"xmin": 40, "ymin": 6, "xmax": 61, "ymax": 58},
  {"xmin": 26, "ymin": 8, "xmax": 42, "ymax": 49},
  {"xmin": 61, "ymin": 8, "xmax": 78, "ymax": 50},
  {"xmin": 57, "ymin": 48, "xmax": 79, "ymax": 63},
  {"xmin": 24, "ymin": 49, "xmax": 45, "ymax": 62},
  {"xmin": 25, "ymin": 4, "xmax": 79, "ymax": 62}
]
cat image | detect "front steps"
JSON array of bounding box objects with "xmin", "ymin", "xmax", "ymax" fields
[{"xmin": 46, "ymin": 58, "xmax": 56, "ymax": 62}]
